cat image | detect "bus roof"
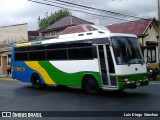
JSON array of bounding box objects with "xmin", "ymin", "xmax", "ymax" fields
[{"xmin": 15, "ymin": 30, "xmax": 137, "ymax": 47}]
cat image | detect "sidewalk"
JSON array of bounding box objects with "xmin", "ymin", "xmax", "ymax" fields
[{"xmin": 0, "ymin": 74, "xmax": 13, "ymax": 81}]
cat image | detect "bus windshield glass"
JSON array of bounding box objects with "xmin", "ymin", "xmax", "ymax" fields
[{"xmin": 111, "ymin": 37, "xmax": 144, "ymax": 65}]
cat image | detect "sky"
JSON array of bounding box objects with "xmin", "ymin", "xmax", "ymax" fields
[{"xmin": 0, "ymin": 0, "xmax": 157, "ymax": 30}]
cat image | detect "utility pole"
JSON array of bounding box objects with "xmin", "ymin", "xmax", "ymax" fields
[{"xmin": 158, "ymin": 0, "xmax": 160, "ymax": 66}]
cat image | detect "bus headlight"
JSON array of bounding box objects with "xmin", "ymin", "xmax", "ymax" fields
[
  {"xmin": 118, "ymin": 78, "xmax": 124, "ymax": 82},
  {"xmin": 118, "ymin": 78, "xmax": 129, "ymax": 82}
]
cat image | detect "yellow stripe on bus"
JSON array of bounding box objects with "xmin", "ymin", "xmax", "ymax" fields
[
  {"xmin": 25, "ymin": 61, "xmax": 56, "ymax": 85},
  {"xmin": 16, "ymin": 43, "xmax": 32, "ymax": 47}
]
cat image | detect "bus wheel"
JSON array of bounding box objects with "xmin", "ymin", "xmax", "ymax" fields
[
  {"xmin": 83, "ymin": 76, "xmax": 100, "ymax": 94},
  {"xmin": 31, "ymin": 73, "xmax": 47, "ymax": 89}
]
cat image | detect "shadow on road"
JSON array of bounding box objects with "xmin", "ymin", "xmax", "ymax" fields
[
  {"xmin": 100, "ymin": 90, "xmax": 151, "ymax": 98},
  {"xmin": 13, "ymin": 84, "xmax": 151, "ymax": 99}
]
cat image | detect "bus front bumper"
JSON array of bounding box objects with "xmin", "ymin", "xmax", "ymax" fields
[{"xmin": 118, "ymin": 79, "xmax": 149, "ymax": 89}]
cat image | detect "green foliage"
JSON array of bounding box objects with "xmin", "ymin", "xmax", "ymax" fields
[{"xmin": 38, "ymin": 9, "xmax": 71, "ymax": 30}]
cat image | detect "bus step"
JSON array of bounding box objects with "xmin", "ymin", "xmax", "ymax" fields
[{"xmin": 102, "ymin": 86, "xmax": 118, "ymax": 90}]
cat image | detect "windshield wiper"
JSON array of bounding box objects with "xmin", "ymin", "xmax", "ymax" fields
[
  {"xmin": 127, "ymin": 59, "xmax": 143, "ymax": 66},
  {"xmin": 138, "ymin": 59, "xmax": 143, "ymax": 65},
  {"xmin": 128, "ymin": 61, "xmax": 131, "ymax": 66}
]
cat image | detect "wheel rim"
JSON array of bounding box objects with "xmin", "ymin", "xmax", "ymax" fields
[
  {"xmin": 32, "ymin": 75, "xmax": 41, "ymax": 88},
  {"xmin": 87, "ymin": 78, "xmax": 97, "ymax": 90},
  {"xmin": 84, "ymin": 77, "xmax": 99, "ymax": 94}
]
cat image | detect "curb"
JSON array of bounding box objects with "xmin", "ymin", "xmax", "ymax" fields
[
  {"xmin": 149, "ymin": 81, "xmax": 160, "ymax": 84},
  {"xmin": 0, "ymin": 78, "xmax": 18, "ymax": 81}
]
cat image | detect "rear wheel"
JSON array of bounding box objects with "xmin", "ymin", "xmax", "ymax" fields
[
  {"xmin": 83, "ymin": 76, "xmax": 101, "ymax": 94},
  {"xmin": 31, "ymin": 73, "xmax": 47, "ymax": 89}
]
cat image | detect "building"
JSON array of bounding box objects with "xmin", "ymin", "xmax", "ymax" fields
[
  {"xmin": 28, "ymin": 30, "xmax": 45, "ymax": 41},
  {"xmin": 0, "ymin": 23, "xmax": 28, "ymax": 74},
  {"xmin": 41, "ymin": 15, "xmax": 93, "ymax": 39},
  {"xmin": 106, "ymin": 18, "xmax": 158, "ymax": 68}
]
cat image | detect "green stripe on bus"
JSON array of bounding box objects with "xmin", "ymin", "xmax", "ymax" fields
[
  {"xmin": 116, "ymin": 73, "xmax": 146, "ymax": 80},
  {"xmin": 38, "ymin": 61, "xmax": 101, "ymax": 87},
  {"xmin": 31, "ymin": 41, "xmax": 42, "ymax": 45},
  {"xmin": 116, "ymin": 73, "xmax": 147, "ymax": 89}
]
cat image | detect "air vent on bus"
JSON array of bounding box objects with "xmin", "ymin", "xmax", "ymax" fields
[
  {"xmin": 78, "ymin": 34, "xmax": 84, "ymax": 36},
  {"xmin": 98, "ymin": 31, "xmax": 105, "ymax": 34},
  {"xmin": 86, "ymin": 33, "xmax": 93, "ymax": 35}
]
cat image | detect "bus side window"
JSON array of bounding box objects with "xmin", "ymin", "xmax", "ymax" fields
[
  {"xmin": 15, "ymin": 52, "xmax": 28, "ymax": 61},
  {"xmin": 46, "ymin": 50, "xmax": 67, "ymax": 60}
]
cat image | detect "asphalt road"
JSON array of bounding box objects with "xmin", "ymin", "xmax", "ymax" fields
[{"xmin": 0, "ymin": 80, "xmax": 160, "ymax": 120}]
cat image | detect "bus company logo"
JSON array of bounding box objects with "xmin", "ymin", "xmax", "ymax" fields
[
  {"xmin": 2, "ymin": 112, "xmax": 11, "ymax": 117},
  {"xmin": 13, "ymin": 67, "xmax": 25, "ymax": 71}
]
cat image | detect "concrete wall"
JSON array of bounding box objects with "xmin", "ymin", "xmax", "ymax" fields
[
  {"xmin": 0, "ymin": 23, "xmax": 28, "ymax": 46},
  {"xmin": 0, "ymin": 23, "xmax": 28, "ymax": 75}
]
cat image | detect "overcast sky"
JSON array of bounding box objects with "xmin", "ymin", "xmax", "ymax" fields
[{"xmin": 0, "ymin": 0, "xmax": 157, "ymax": 30}]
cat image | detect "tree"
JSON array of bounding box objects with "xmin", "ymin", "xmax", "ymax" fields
[{"xmin": 38, "ymin": 9, "xmax": 71, "ymax": 30}]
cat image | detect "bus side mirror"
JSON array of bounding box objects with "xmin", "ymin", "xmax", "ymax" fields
[{"xmin": 114, "ymin": 48, "xmax": 120, "ymax": 57}]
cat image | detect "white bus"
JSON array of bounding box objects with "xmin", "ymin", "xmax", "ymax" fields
[{"xmin": 12, "ymin": 27, "xmax": 148, "ymax": 94}]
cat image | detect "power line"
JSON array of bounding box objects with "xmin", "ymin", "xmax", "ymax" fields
[
  {"xmin": 27, "ymin": 0, "xmax": 151, "ymax": 24},
  {"xmin": 115, "ymin": 0, "xmax": 157, "ymax": 12},
  {"xmin": 27, "ymin": 0, "xmax": 129, "ymax": 21},
  {"xmin": 41, "ymin": 0, "xmax": 149, "ymax": 21},
  {"xmin": 66, "ymin": 0, "xmax": 157, "ymax": 20}
]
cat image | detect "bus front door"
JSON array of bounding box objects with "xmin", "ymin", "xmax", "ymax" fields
[{"xmin": 97, "ymin": 44, "xmax": 117, "ymax": 89}]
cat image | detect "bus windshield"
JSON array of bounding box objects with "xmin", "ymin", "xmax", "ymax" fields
[{"xmin": 111, "ymin": 37, "xmax": 144, "ymax": 65}]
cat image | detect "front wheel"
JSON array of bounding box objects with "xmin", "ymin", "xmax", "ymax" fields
[
  {"xmin": 83, "ymin": 76, "xmax": 101, "ymax": 94},
  {"xmin": 31, "ymin": 73, "xmax": 47, "ymax": 89}
]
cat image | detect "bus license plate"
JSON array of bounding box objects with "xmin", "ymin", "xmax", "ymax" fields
[{"xmin": 136, "ymin": 82, "xmax": 140, "ymax": 87}]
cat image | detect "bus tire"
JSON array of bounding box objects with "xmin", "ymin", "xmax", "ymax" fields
[
  {"xmin": 82, "ymin": 75, "xmax": 100, "ymax": 94},
  {"xmin": 31, "ymin": 73, "xmax": 47, "ymax": 89}
]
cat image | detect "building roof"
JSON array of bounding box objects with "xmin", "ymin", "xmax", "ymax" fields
[
  {"xmin": 0, "ymin": 23, "xmax": 27, "ymax": 28},
  {"xmin": 106, "ymin": 18, "xmax": 156, "ymax": 36},
  {"xmin": 61, "ymin": 24, "xmax": 109, "ymax": 35},
  {"xmin": 42, "ymin": 15, "xmax": 93, "ymax": 33},
  {"xmin": 61, "ymin": 24, "xmax": 90, "ymax": 35}
]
